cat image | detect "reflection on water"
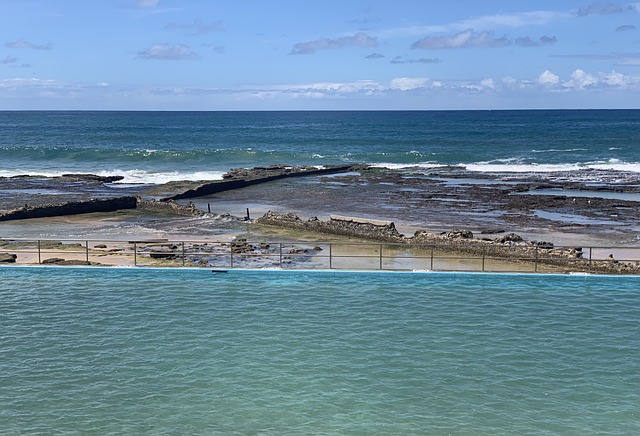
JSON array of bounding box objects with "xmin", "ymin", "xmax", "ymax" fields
[
  {"xmin": 520, "ymin": 188, "xmax": 640, "ymax": 202},
  {"xmin": 534, "ymin": 209, "xmax": 621, "ymax": 226}
]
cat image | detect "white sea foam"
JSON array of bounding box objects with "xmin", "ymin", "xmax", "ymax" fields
[
  {"xmin": 465, "ymin": 163, "xmax": 583, "ymax": 173},
  {"xmin": 0, "ymin": 169, "xmax": 226, "ymax": 184},
  {"xmin": 466, "ymin": 161, "xmax": 640, "ymax": 173},
  {"xmin": 368, "ymin": 160, "xmax": 640, "ymax": 174},
  {"xmin": 100, "ymin": 170, "xmax": 226, "ymax": 184},
  {"xmin": 0, "ymin": 170, "xmax": 64, "ymax": 179},
  {"xmin": 370, "ymin": 163, "xmax": 449, "ymax": 170},
  {"xmin": 530, "ymin": 148, "xmax": 588, "ymax": 153}
]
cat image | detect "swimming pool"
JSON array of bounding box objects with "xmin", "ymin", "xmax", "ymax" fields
[{"xmin": 1, "ymin": 267, "xmax": 638, "ymax": 434}]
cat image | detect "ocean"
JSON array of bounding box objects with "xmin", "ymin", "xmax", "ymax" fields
[
  {"xmin": 1, "ymin": 110, "xmax": 639, "ymax": 183},
  {"xmin": 1, "ymin": 267, "xmax": 638, "ymax": 434},
  {"xmin": 2, "ymin": 111, "xmax": 639, "ymax": 433}
]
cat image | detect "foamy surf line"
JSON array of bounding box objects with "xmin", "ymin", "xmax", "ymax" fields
[
  {"xmin": 0, "ymin": 169, "xmax": 227, "ymax": 184},
  {"xmin": 370, "ymin": 161, "xmax": 640, "ymax": 173}
]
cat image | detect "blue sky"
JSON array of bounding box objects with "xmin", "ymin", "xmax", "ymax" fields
[{"xmin": 1, "ymin": 0, "xmax": 639, "ymax": 110}]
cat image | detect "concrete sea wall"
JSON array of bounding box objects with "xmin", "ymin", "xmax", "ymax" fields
[{"xmin": 0, "ymin": 197, "xmax": 137, "ymax": 222}]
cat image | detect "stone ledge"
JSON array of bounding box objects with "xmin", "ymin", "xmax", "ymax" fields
[
  {"xmin": 329, "ymin": 215, "xmax": 394, "ymax": 227},
  {"xmin": 0, "ymin": 197, "xmax": 137, "ymax": 222},
  {"xmin": 253, "ymin": 211, "xmax": 640, "ymax": 274}
]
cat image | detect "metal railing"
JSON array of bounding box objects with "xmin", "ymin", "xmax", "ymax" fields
[{"xmin": 1, "ymin": 238, "xmax": 640, "ymax": 274}]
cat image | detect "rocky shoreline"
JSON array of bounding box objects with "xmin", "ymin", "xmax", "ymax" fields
[
  {"xmin": 254, "ymin": 211, "xmax": 639, "ymax": 274},
  {"xmin": 1, "ymin": 163, "xmax": 639, "ymax": 273},
  {"xmin": 0, "ymin": 164, "xmax": 358, "ymax": 221}
]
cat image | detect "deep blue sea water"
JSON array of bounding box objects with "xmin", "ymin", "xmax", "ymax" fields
[
  {"xmin": 1, "ymin": 267, "xmax": 638, "ymax": 434},
  {"xmin": 1, "ymin": 110, "xmax": 639, "ymax": 183}
]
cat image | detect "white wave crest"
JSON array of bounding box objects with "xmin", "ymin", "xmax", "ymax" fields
[
  {"xmin": 0, "ymin": 169, "xmax": 226, "ymax": 184},
  {"xmin": 101, "ymin": 169, "xmax": 226, "ymax": 184},
  {"xmin": 370, "ymin": 163, "xmax": 449, "ymax": 170},
  {"xmin": 368, "ymin": 160, "xmax": 640, "ymax": 174},
  {"xmin": 466, "ymin": 161, "xmax": 640, "ymax": 173},
  {"xmin": 530, "ymin": 148, "xmax": 588, "ymax": 153}
]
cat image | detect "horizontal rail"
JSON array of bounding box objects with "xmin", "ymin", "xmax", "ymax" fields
[{"xmin": 1, "ymin": 238, "xmax": 639, "ymax": 275}]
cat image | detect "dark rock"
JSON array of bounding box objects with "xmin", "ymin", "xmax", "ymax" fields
[
  {"xmin": 494, "ymin": 233, "xmax": 524, "ymax": 243},
  {"xmin": 0, "ymin": 197, "xmax": 137, "ymax": 222},
  {"xmin": 480, "ymin": 228, "xmax": 505, "ymax": 234},
  {"xmin": 0, "ymin": 253, "xmax": 17, "ymax": 263},
  {"xmin": 231, "ymin": 239, "xmax": 254, "ymax": 254},
  {"xmin": 41, "ymin": 257, "xmax": 92, "ymax": 265},
  {"xmin": 137, "ymin": 199, "xmax": 205, "ymax": 217},
  {"xmin": 446, "ymin": 229, "xmax": 474, "ymax": 239},
  {"xmin": 149, "ymin": 252, "xmax": 177, "ymax": 259},
  {"xmin": 530, "ymin": 240, "xmax": 554, "ymax": 249},
  {"xmin": 61, "ymin": 174, "xmax": 124, "ymax": 183},
  {"xmin": 42, "ymin": 257, "xmax": 66, "ymax": 264}
]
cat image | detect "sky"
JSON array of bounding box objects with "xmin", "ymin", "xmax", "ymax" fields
[{"xmin": 1, "ymin": 0, "xmax": 640, "ymax": 110}]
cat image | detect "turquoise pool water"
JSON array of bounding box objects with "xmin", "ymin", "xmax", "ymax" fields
[{"xmin": 1, "ymin": 267, "xmax": 639, "ymax": 434}]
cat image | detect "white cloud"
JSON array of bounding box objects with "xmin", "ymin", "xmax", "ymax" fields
[
  {"xmin": 290, "ymin": 32, "xmax": 377, "ymax": 55},
  {"xmin": 380, "ymin": 10, "xmax": 566, "ymax": 39},
  {"xmin": 538, "ymin": 70, "xmax": 560, "ymax": 85},
  {"xmin": 411, "ymin": 29, "xmax": 509, "ymax": 50},
  {"xmin": 1, "ymin": 77, "xmax": 56, "ymax": 87},
  {"xmin": 389, "ymin": 77, "xmax": 430, "ymax": 91},
  {"xmin": 480, "ymin": 78, "xmax": 496, "ymax": 89},
  {"xmin": 565, "ymin": 69, "xmax": 598, "ymax": 89},
  {"xmin": 137, "ymin": 0, "xmax": 159, "ymax": 8},
  {"xmin": 601, "ymin": 71, "xmax": 624, "ymax": 86},
  {"xmin": 4, "ymin": 39, "xmax": 53, "ymax": 50},
  {"xmin": 616, "ymin": 24, "xmax": 636, "ymax": 31},
  {"xmin": 577, "ymin": 2, "xmax": 625, "ymax": 17},
  {"xmin": 4, "ymin": 68, "xmax": 640, "ymax": 110},
  {"xmin": 390, "ymin": 56, "xmax": 440, "ymax": 64},
  {"xmin": 164, "ymin": 20, "xmax": 224, "ymax": 35},
  {"xmin": 618, "ymin": 58, "xmax": 640, "ymax": 65},
  {"xmin": 515, "ymin": 35, "xmax": 557, "ymax": 47},
  {"xmin": 1, "ymin": 55, "xmax": 17, "ymax": 64},
  {"xmin": 136, "ymin": 44, "xmax": 199, "ymax": 60},
  {"xmin": 459, "ymin": 10, "xmax": 565, "ymax": 29},
  {"xmin": 278, "ymin": 80, "xmax": 383, "ymax": 95},
  {"xmin": 501, "ymin": 76, "xmax": 518, "ymax": 87}
]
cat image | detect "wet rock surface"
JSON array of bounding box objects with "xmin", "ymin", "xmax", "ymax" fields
[
  {"xmin": 254, "ymin": 211, "xmax": 640, "ymax": 274},
  {"xmin": 217, "ymin": 166, "xmax": 640, "ymax": 245},
  {"xmin": 1, "ymin": 165, "xmax": 640, "ymax": 248}
]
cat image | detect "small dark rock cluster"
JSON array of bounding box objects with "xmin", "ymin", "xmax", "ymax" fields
[{"xmin": 0, "ymin": 253, "xmax": 17, "ymax": 263}]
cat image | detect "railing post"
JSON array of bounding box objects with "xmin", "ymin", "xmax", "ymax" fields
[
  {"xmin": 430, "ymin": 246, "xmax": 434, "ymax": 270},
  {"xmin": 481, "ymin": 246, "xmax": 486, "ymax": 272},
  {"xmin": 230, "ymin": 244, "xmax": 234, "ymax": 268},
  {"xmin": 279, "ymin": 243, "xmax": 283, "ymax": 268},
  {"xmin": 134, "ymin": 242, "xmax": 137, "ymax": 266},
  {"xmin": 589, "ymin": 247, "xmax": 592, "ymax": 273},
  {"xmin": 38, "ymin": 240, "xmax": 41, "ymax": 264},
  {"xmin": 329, "ymin": 244, "xmax": 333, "ymax": 269},
  {"xmin": 379, "ymin": 244, "xmax": 383, "ymax": 270},
  {"xmin": 182, "ymin": 242, "xmax": 185, "ymax": 266},
  {"xmin": 85, "ymin": 240, "xmax": 89, "ymax": 264},
  {"xmin": 534, "ymin": 246, "xmax": 538, "ymax": 273}
]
